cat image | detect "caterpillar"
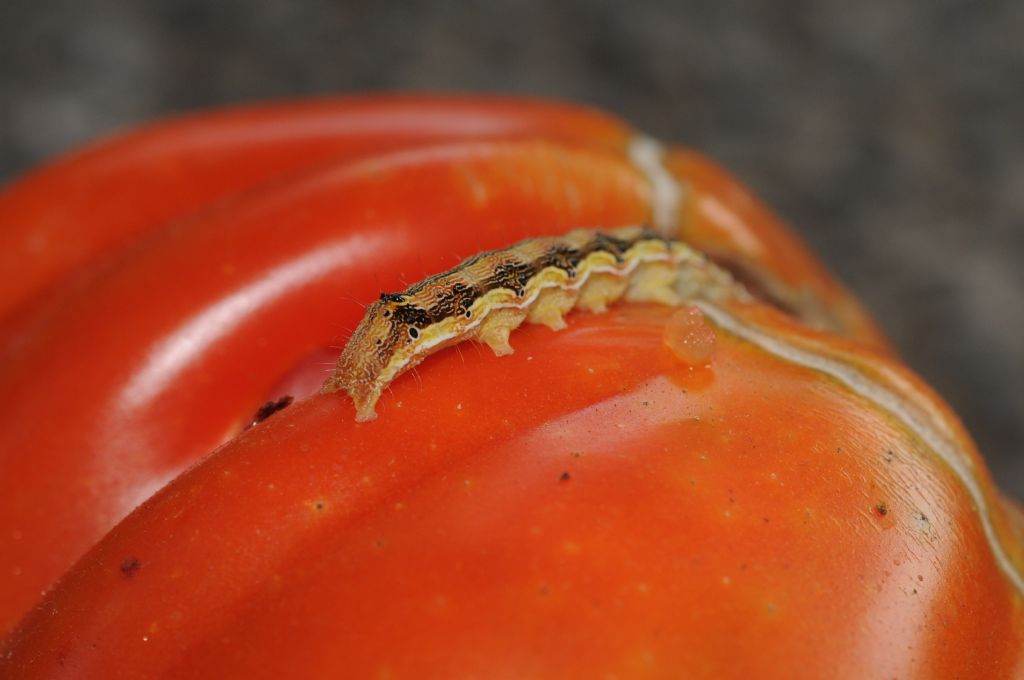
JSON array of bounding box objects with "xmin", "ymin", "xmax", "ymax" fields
[{"xmin": 322, "ymin": 226, "xmax": 748, "ymax": 422}]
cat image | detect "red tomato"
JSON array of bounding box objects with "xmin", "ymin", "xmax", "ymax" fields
[{"xmin": 1, "ymin": 96, "xmax": 1020, "ymax": 677}]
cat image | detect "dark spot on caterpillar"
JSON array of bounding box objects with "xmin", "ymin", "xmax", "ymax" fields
[
  {"xmin": 464, "ymin": 309, "xmax": 472, "ymax": 318},
  {"xmin": 489, "ymin": 260, "xmax": 538, "ymax": 293},
  {"xmin": 408, "ymin": 327, "xmax": 419, "ymax": 339},
  {"xmin": 559, "ymin": 471, "xmax": 572, "ymax": 482},
  {"xmin": 248, "ymin": 395, "xmax": 294, "ymax": 428},
  {"xmin": 589, "ymin": 232, "xmax": 631, "ymax": 262},
  {"xmin": 417, "ymin": 281, "xmax": 478, "ymax": 323},
  {"xmin": 375, "ymin": 339, "xmax": 382, "ymax": 345},
  {"xmin": 120, "ymin": 557, "xmax": 141, "ymax": 578},
  {"xmin": 379, "ymin": 292, "xmax": 406, "ymax": 304},
  {"xmin": 382, "ymin": 310, "xmax": 391, "ymax": 318},
  {"xmin": 539, "ymin": 244, "xmax": 581, "ymax": 276},
  {"xmin": 391, "ymin": 303, "xmax": 431, "ymax": 328}
]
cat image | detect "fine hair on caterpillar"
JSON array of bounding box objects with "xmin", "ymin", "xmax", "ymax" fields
[{"xmin": 322, "ymin": 226, "xmax": 748, "ymax": 422}]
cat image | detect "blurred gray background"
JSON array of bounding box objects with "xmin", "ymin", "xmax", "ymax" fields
[{"xmin": 2, "ymin": 1, "xmax": 1022, "ymax": 495}]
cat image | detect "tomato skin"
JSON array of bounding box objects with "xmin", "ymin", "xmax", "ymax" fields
[
  {"xmin": 2, "ymin": 96, "xmax": 1021, "ymax": 676},
  {"xmin": 0, "ymin": 95, "xmax": 630, "ymax": 322},
  {"xmin": 3, "ymin": 305, "xmax": 1022, "ymax": 678}
]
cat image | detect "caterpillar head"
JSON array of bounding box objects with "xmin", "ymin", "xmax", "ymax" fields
[{"xmin": 323, "ymin": 293, "xmax": 424, "ymax": 422}]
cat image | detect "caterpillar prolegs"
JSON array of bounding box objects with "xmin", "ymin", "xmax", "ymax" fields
[{"xmin": 323, "ymin": 226, "xmax": 749, "ymax": 422}]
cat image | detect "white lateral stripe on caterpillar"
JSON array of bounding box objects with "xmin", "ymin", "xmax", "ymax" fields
[{"xmin": 322, "ymin": 225, "xmax": 746, "ymax": 422}]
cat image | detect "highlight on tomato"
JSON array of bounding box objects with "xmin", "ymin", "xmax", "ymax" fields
[{"xmin": 1, "ymin": 95, "xmax": 1021, "ymax": 678}]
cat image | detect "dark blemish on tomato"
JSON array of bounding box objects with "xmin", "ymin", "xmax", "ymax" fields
[
  {"xmin": 559, "ymin": 472, "xmax": 572, "ymax": 483},
  {"xmin": 248, "ymin": 395, "xmax": 294, "ymax": 428},
  {"xmin": 875, "ymin": 503, "xmax": 889, "ymax": 517},
  {"xmin": 883, "ymin": 450, "xmax": 895, "ymax": 463},
  {"xmin": 314, "ymin": 501, "xmax": 326, "ymax": 512},
  {"xmin": 120, "ymin": 557, "xmax": 141, "ymax": 578}
]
